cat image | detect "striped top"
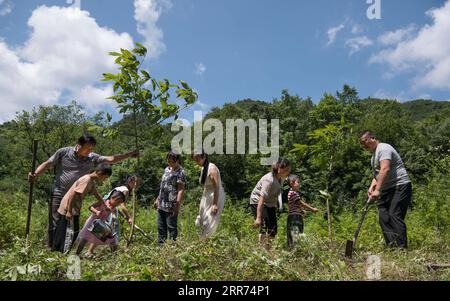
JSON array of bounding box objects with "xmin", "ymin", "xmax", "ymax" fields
[{"xmin": 287, "ymin": 189, "xmax": 305, "ymax": 216}]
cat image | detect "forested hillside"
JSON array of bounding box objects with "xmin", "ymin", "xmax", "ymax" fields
[{"xmin": 0, "ymin": 85, "xmax": 449, "ymax": 280}]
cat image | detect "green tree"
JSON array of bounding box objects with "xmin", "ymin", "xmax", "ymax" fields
[
  {"xmin": 102, "ymin": 42, "xmax": 198, "ymax": 245},
  {"xmin": 5, "ymin": 102, "xmax": 95, "ymax": 198}
]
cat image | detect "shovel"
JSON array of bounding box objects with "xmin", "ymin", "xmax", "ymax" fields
[
  {"xmin": 133, "ymin": 224, "xmax": 153, "ymax": 241},
  {"xmin": 345, "ymin": 198, "xmax": 372, "ymax": 258},
  {"xmin": 118, "ymin": 210, "xmax": 153, "ymax": 242}
]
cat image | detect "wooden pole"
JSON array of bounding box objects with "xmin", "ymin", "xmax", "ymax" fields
[
  {"xmin": 26, "ymin": 140, "xmax": 38, "ymax": 241},
  {"xmin": 126, "ymin": 106, "xmax": 139, "ymax": 247},
  {"xmin": 326, "ymin": 198, "xmax": 332, "ymax": 241},
  {"xmin": 426, "ymin": 264, "xmax": 450, "ymax": 271},
  {"xmin": 126, "ymin": 185, "xmax": 137, "ymax": 247},
  {"xmin": 327, "ymin": 157, "xmax": 333, "ymax": 241}
]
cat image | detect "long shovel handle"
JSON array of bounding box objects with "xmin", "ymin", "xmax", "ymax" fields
[
  {"xmin": 26, "ymin": 140, "xmax": 38, "ymax": 238},
  {"xmin": 133, "ymin": 224, "xmax": 153, "ymax": 241},
  {"xmin": 119, "ymin": 209, "xmax": 152, "ymax": 242},
  {"xmin": 353, "ymin": 198, "xmax": 372, "ymax": 243},
  {"xmin": 126, "ymin": 182, "xmax": 138, "ymax": 247}
]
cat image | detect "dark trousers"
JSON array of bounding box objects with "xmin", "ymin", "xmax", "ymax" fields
[
  {"xmin": 377, "ymin": 182, "xmax": 412, "ymax": 249},
  {"xmin": 47, "ymin": 195, "xmax": 63, "ymax": 249},
  {"xmin": 250, "ymin": 204, "xmax": 278, "ymax": 237},
  {"xmin": 287, "ymin": 214, "xmax": 304, "ymax": 249},
  {"xmin": 52, "ymin": 213, "xmax": 80, "ymax": 253},
  {"xmin": 157, "ymin": 209, "xmax": 178, "ymax": 245}
]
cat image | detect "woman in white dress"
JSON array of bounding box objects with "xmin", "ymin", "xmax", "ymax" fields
[{"xmin": 192, "ymin": 151, "xmax": 225, "ymax": 239}]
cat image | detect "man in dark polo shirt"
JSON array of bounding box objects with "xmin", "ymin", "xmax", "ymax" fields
[
  {"xmin": 28, "ymin": 134, "xmax": 139, "ymax": 249},
  {"xmin": 359, "ymin": 131, "xmax": 412, "ymax": 249}
]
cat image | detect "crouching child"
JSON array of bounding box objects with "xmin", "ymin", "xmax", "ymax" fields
[{"xmin": 76, "ymin": 190, "xmax": 127, "ymax": 258}]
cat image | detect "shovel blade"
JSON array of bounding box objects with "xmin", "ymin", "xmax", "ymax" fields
[{"xmin": 345, "ymin": 240, "xmax": 354, "ymax": 258}]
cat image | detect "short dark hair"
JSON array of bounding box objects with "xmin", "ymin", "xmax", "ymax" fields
[
  {"xmin": 124, "ymin": 173, "xmax": 139, "ymax": 186},
  {"xmin": 288, "ymin": 174, "xmax": 299, "ymax": 187},
  {"xmin": 78, "ymin": 134, "xmax": 97, "ymax": 146},
  {"xmin": 110, "ymin": 190, "xmax": 125, "ymax": 202},
  {"xmin": 272, "ymin": 158, "xmax": 291, "ymax": 175},
  {"xmin": 95, "ymin": 163, "xmax": 112, "ymax": 176},
  {"xmin": 359, "ymin": 130, "xmax": 376, "ymax": 139},
  {"xmin": 167, "ymin": 151, "xmax": 182, "ymax": 164}
]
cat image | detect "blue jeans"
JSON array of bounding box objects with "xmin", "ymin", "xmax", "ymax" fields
[{"xmin": 157, "ymin": 209, "xmax": 178, "ymax": 245}]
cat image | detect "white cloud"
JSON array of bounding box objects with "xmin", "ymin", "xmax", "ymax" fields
[
  {"xmin": 370, "ymin": 1, "xmax": 450, "ymax": 90},
  {"xmin": 374, "ymin": 90, "xmax": 433, "ymax": 102},
  {"xmin": 0, "ymin": 0, "xmax": 12, "ymax": 16},
  {"xmin": 195, "ymin": 100, "xmax": 211, "ymax": 111},
  {"xmin": 418, "ymin": 93, "xmax": 432, "ymax": 100},
  {"xmin": 133, "ymin": 0, "xmax": 172, "ymax": 60},
  {"xmin": 373, "ymin": 89, "xmax": 406, "ymax": 102},
  {"xmin": 0, "ymin": 5, "xmax": 134, "ymax": 122},
  {"xmin": 351, "ymin": 24, "xmax": 363, "ymax": 34},
  {"xmin": 345, "ymin": 36, "xmax": 373, "ymax": 55},
  {"xmin": 326, "ymin": 24, "xmax": 345, "ymax": 46},
  {"xmin": 195, "ymin": 62, "xmax": 206, "ymax": 75},
  {"xmin": 377, "ymin": 24, "xmax": 417, "ymax": 46},
  {"xmin": 74, "ymin": 85, "xmax": 115, "ymax": 109}
]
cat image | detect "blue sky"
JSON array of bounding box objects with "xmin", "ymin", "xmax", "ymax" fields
[{"xmin": 0, "ymin": 0, "xmax": 449, "ymax": 123}]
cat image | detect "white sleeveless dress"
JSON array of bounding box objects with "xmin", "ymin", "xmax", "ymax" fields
[{"xmin": 196, "ymin": 163, "xmax": 225, "ymax": 238}]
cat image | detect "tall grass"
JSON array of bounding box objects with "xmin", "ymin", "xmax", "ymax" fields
[{"xmin": 0, "ymin": 174, "xmax": 449, "ymax": 281}]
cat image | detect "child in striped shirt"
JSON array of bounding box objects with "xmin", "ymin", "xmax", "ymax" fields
[{"xmin": 287, "ymin": 174, "xmax": 318, "ymax": 249}]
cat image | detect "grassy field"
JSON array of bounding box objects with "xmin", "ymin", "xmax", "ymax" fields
[{"xmin": 0, "ymin": 177, "xmax": 449, "ymax": 281}]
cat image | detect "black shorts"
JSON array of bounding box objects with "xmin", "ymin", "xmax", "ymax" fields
[{"xmin": 251, "ymin": 204, "xmax": 278, "ymax": 237}]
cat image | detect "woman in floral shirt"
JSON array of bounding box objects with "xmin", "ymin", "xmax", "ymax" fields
[{"xmin": 154, "ymin": 151, "xmax": 187, "ymax": 245}]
